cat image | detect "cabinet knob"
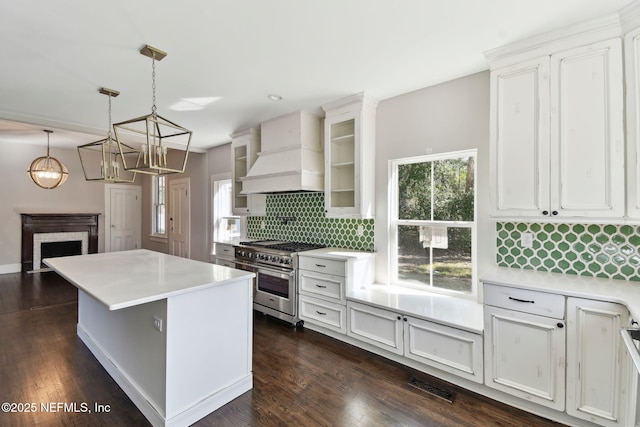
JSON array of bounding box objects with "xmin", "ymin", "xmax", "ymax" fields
[
  {"xmin": 552, "ymin": 211, "xmax": 558, "ymax": 216},
  {"xmin": 542, "ymin": 210, "xmax": 549, "ymax": 215},
  {"xmin": 403, "ymin": 317, "xmax": 408, "ymax": 322},
  {"xmin": 556, "ymin": 322, "xmax": 564, "ymax": 328},
  {"xmin": 397, "ymin": 316, "xmax": 401, "ymax": 320}
]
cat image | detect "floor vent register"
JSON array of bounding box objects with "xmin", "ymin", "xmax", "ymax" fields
[{"xmin": 408, "ymin": 377, "xmax": 456, "ymax": 403}]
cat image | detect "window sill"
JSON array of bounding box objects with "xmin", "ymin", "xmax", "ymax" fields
[{"xmin": 149, "ymin": 235, "xmax": 168, "ymax": 244}]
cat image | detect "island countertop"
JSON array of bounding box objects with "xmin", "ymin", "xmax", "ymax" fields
[{"xmin": 44, "ymin": 249, "xmax": 255, "ymax": 311}]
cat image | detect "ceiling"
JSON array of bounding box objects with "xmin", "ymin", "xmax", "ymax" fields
[{"xmin": 0, "ymin": 0, "xmax": 634, "ymax": 152}]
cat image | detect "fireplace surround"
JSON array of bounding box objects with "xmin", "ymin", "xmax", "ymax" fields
[{"xmin": 21, "ymin": 213, "xmax": 99, "ymax": 272}]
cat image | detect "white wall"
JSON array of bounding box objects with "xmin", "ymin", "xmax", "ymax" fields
[{"xmin": 374, "ymin": 71, "xmax": 492, "ymax": 298}]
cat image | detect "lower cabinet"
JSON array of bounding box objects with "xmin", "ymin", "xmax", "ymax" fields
[
  {"xmin": 484, "ymin": 304, "xmax": 566, "ymax": 411},
  {"xmin": 347, "ymin": 301, "xmax": 483, "ymax": 383},
  {"xmin": 299, "ymin": 295, "xmax": 346, "ymax": 334},
  {"xmin": 566, "ymin": 297, "xmax": 629, "ymax": 427}
]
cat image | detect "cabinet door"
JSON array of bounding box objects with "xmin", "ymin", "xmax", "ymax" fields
[
  {"xmin": 324, "ymin": 110, "xmax": 360, "ymax": 217},
  {"xmin": 404, "ymin": 316, "xmax": 483, "ymax": 383},
  {"xmin": 232, "ymin": 142, "xmax": 250, "ymax": 214},
  {"xmin": 489, "ymin": 57, "xmax": 550, "ymax": 217},
  {"xmin": 299, "ymin": 295, "xmax": 346, "ymax": 334},
  {"xmin": 626, "ymin": 28, "xmax": 640, "ymax": 218},
  {"xmin": 347, "ymin": 301, "xmax": 403, "ymax": 355},
  {"xmin": 550, "ymin": 38, "xmax": 624, "ymax": 217},
  {"xmin": 566, "ymin": 298, "xmax": 629, "ymax": 426},
  {"xmin": 484, "ymin": 305, "xmax": 566, "ymax": 410}
]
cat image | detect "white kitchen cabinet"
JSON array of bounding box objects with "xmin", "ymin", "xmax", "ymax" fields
[
  {"xmin": 299, "ymin": 294, "xmax": 346, "ymax": 334},
  {"xmin": 214, "ymin": 243, "xmax": 235, "ymax": 268},
  {"xmin": 298, "ymin": 250, "xmax": 373, "ymax": 332},
  {"xmin": 566, "ymin": 297, "xmax": 630, "ymax": 427},
  {"xmin": 488, "ymin": 37, "xmax": 624, "ymax": 219},
  {"xmin": 483, "ymin": 284, "xmax": 566, "ymax": 411},
  {"xmin": 231, "ymin": 128, "xmax": 266, "ymax": 215},
  {"xmin": 347, "ymin": 301, "xmax": 404, "ymax": 354},
  {"xmin": 347, "ymin": 300, "xmax": 483, "ymax": 383},
  {"xmin": 321, "ymin": 92, "xmax": 378, "ymax": 219},
  {"xmin": 403, "ymin": 315, "xmax": 483, "ymax": 384},
  {"xmin": 489, "ymin": 57, "xmax": 550, "ymax": 217},
  {"xmin": 625, "ymin": 23, "xmax": 640, "ymax": 218}
]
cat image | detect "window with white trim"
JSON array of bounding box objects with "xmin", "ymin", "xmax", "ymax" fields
[
  {"xmin": 152, "ymin": 175, "xmax": 167, "ymax": 237},
  {"xmin": 212, "ymin": 179, "xmax": 240, "ymax": 247},
  {"xmin": 389, "ymin": 150, "xmax": 477, "ymax": 296}
]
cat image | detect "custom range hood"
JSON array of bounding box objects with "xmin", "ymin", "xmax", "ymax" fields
[{"xmin": 241, "ymin": 111, "xmax": 324, "ymax": 194}]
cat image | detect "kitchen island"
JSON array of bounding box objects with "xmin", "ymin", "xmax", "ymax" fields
[{"xmin": 45, "ymin": 249, "xmax": 255, "ymax": 427}]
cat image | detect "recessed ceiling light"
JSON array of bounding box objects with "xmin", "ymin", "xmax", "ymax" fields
[{"xmin": 267, "ymin": 94, "xmax": 283, "ymax": 101}]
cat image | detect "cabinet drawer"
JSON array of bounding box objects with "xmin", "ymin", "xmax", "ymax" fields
[
  {"xmin": 215, "ymin": 258, "xmax": 235, "ymax": 268},
  {"xmin": 215, "ymin": 243, "xmax": 235, "ymax": 258},
  {"xmin": 298, "ymin": 256, "xmax": 345, "ymax": 276},
  {"xmin": 484, "ymin": 283, "xmax": 565, "ymax": 319},
  {"xmin": 299, "ymin": 270, "xmax": 345, "ymax": 302},
  {"xmin": 299, "ymin": 295, "xmax": 346, "ymax": 334}
]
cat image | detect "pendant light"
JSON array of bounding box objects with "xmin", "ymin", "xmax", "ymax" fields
[
  {"xmin": 113, "ymin": 45, "xmax": 192, "ymax": 176},
  {"xmin": 77, "ymin": 88, "xmax": 140, "ymax": 182},
  {"xmin": 28, "ymin": 130, "xmax": 69, "ymax": 189}
]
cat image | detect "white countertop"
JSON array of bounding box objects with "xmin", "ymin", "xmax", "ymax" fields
[
  {"xmin": 298, "ymin": 247, "xmax": 375, "ymax": 260},
  {"xmin": 347, "ymin": 284, "xmax": 484, "ymax": 334},
  {"xmin": 45, "ymin": 249, "xmax": 255, "ymax": 311},
  {"xmin": 481, "ymin": 266, "xmax": 640, "ymax": 320}
]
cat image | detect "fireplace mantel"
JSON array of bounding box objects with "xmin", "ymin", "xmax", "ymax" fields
[{"xmin": 21, "ymin": 213, "xmax": 100, "ymax": 272}]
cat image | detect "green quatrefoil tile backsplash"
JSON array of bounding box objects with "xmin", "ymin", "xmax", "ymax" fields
[
  {"xmin": 497, "ymin": 222, "xmax": 640, "ymax": 281},
  {"xmin": 247, "ymin": 192, "xmax": 374, "ymax": 251}
]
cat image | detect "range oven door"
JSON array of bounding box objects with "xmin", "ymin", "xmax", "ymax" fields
[{"xmin": 254, "ymin": 266, "xmax": 296, "ymax": 316}]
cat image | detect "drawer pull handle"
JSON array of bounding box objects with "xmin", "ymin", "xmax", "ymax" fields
[
  {"xmin": 315, "ymin": 284, "xmax": 327, "ymax": 288},
  {"xmin": 316, "ymin": 311, "xmax": 327, "ymax": 316},
  {"xmin": 508, "ymin": 296, "xmax": 535, "ymax": 304},
  {"xmin": 315, "ymin": 264, "xmax": 326, "ymax": 268}
]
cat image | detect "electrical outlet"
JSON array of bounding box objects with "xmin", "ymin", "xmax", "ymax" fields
[
  {"xmin": 260, "ymin": 220, "xmax": 266, "ymax": 230},
  {"xmin": 153, "ymin": 316, "xmax": 163, "ymax": 332},
  {"xmin": 521, "ymin": 232, "xmax": 533, "ymax": 248},
  {"xmin": 356, "ymin": 224, "xmax": 364, "ymax": 236}
]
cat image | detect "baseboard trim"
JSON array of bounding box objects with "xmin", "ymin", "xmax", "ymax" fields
[{"xmin": 0, "ymin": 264, "xmax": 21, "ymax": 275}]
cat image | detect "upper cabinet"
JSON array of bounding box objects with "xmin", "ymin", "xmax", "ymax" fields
[
  {"xmin": 624, "ymin": 4, "xmax": 640, "ymax": 219},
  {"xmin": 322, "ymin": 92, "xmax": 378, "ymax": 219},
  {"xmin": 231, "ymin": 128, "xmax": 266, "ymax": 216},
  {"xmin": 487, "ymin": 18, "xmax": 625, "ymax": 219}
]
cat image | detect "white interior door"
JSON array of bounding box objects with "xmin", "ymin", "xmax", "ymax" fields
[
  {"xmin": 105, "ymin": 184, "xmax": 141, "ymax": 252},
  {"xmin": 169, "ymin": 178, "xmax": 190, "ymax": 258}
]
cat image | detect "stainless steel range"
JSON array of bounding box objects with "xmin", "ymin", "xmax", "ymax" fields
[{"xmin": 234, "ymin": 240, "xmax": 325, "ymax": 326}]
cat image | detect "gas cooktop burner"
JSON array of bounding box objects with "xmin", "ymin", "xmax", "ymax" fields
[{"xmin": 239, "ymin": 240, "xmax": 325, "ymax": 253}]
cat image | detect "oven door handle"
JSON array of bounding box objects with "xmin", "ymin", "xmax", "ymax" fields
[{"xmin": 257, "ymin": 266, "xmax": 295, "ymax": 278}]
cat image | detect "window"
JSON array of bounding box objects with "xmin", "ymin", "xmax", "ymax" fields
[
  {"xmin": 212, "ymin": 179, "xmax": 240, "ymax": 247},
  {"xmin": 152, "ymin": 175, "xmax": 167, "ymax": 237},
  {"xmin": 390, "ymin": 150, "xmax": 476, "ymax": 296}
]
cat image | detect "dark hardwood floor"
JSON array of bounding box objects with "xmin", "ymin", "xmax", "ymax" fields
[{"xmin": 0, "ymin": 271, "xmax": 564, "ymax": 426}]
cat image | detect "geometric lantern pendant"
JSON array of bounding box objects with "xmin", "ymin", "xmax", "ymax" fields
[
  {"xmin": 113, "ymin": 45, "xmax": 192, "ymax": 176},
  {"xmin": 77, "ymin": 88, "xmax": 140, "ymax": 183},
  {"xmin": 28, "ymin": 130, "xmax": 69, "ymax": 189}
]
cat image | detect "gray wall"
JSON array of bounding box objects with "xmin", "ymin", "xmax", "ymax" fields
[
  {"xmin": 374, "ymin": 71, "xmax": 491, "ymax": 291},
  {"xmin": 0, "ymin": 142, "xmax": 120, "ymax": 272}
]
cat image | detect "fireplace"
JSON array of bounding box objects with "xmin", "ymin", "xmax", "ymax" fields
[{"xmin": 21, "ymin": 213, "xmax": 99, "ymax": 272}]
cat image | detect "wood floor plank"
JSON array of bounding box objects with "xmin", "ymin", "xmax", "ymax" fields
[{"xmin": 0, "ymin": 272, "xmax": 565, "ymax": 426}]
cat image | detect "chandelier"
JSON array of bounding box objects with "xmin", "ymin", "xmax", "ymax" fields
[
  {"xmin": 77, "ymin": 88, "xmax": 140, "ymax": 182},
  {"xmin": 28, "ymin": 130, "xmax": 69, "ymax": 189},
  {"xmin": 113, "ymin": 45, "xmax": 192, "ymax": 175}
]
